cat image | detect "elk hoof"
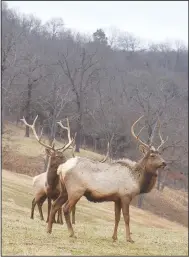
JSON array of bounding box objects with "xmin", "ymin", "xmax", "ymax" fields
[
  {"xmin": 30, "ymin": 217, "xmax": 34, "ymax": 219},
  {"xmin": 127, "ymin": 238, "xmax": 134, "ymax": 243},
  {"xmin": 69, "ymin": 233, "xmax": 76, "ymax": 238},
  {"xmin": 47, "ymin": 229, "xmax": 52, "ymax": 234},
  {"xmin": 112, "ymin": 236, "xmax": 117, "ymax": 242}
]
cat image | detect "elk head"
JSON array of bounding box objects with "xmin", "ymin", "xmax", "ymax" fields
[
  {"xmin": 131, "ymin": 115, "xmax": 168, "ymax": 174},
  {"xmin": 20, "ymin": 115, "xmax": 75, "ymax": 168}
]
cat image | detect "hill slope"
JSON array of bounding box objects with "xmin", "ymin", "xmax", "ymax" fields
[
  {"xmin": 2, "ymin": 122, "xmax": 188, "ymax": 227},
  {"xmin": 2, "ymin": 169, "xmax": 188, "ymax": 256}
]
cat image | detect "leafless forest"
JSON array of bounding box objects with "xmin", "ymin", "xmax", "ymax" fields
[{"xmin": 2, "ymin": 2, "xmax": 188, "ymax": 180}]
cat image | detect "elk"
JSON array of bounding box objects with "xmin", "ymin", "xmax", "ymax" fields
[
  {"xmin": 31, "ymin": 133, "xmax": 113, "ymax": 223},
  {"xmin": 47, "ymin": 115, "xmax": 168, "ymax": 243},
  {"xmin": 20, "ymin": 115, "xmax": 76, "ymax": 224},
  {"xmin": 32, "ymin": 172, "xmax": 63, "ymax": 223},
  {"xmin": 32, "ymin": 171, "xmax": 76, "ymax": 224}
]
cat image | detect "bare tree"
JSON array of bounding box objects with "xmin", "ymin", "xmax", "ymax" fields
[
  {"xmin": 118, "ymin": 31, "xmax": 141, "ymax": 52},
  {"xmin": 57, "ymin": 46, "xmax": 101, "ymax": 152}
]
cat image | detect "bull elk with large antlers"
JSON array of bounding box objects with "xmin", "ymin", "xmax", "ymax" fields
[
  {"xmin": 47, "ymin": 115, "xmax": 168, "ymax": 243},
  {"xmin": 20, "ymin": 115, "xmax": 76, "ymax": 224}
]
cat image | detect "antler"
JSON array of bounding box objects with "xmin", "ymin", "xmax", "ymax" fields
[
  {"xmin": 131, "ymin": 115, "xmax": 149, "ymax": 148},
  {"xmin": 100, "ymin": 133, "xmax": 114, "ymax": 163},
  {"xmin": 157, "ymin": 119, "xmax": 168, "ymax": 151},
  {"xmin": 57, "ymin": 118, "xmax": 75, "ymax": 152},
  {"xmin": 20, "ymin": 115, "xmax": 54, "ymax": 150}
]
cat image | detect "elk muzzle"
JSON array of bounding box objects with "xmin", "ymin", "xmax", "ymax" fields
[{"xmin": 161, "ymin": 161, "xmax": 167, "ymax": 168}]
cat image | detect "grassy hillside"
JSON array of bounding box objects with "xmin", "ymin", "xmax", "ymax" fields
[
  {"xmin": 2, "ymin": 121, "xmax": 188, "ymax": 255},
  {"xmin": 2, "ymin": 122, "xmax": 188, "ymax": 227},
  {"xmin": 2, "ymin": 169, "xmax": 188, "ymax": 256}
]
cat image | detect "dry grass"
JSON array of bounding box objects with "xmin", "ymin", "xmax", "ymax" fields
[{"xmin": 2, "ymin": 169, "xmax": 188, "ymax": 256}]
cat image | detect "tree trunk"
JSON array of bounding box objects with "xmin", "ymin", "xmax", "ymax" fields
[
  {"xmin": 75, "ymin": 129, "xmax": 81, "ymax": 152},
  {"xmin": 94, "ymin": 138, "xmax": 97, "ymax": 152},
  {"xmin": 25, "ymin": 82, "xmax": 32, "ymax": 137},
  {"xmin": 83, "ymin": 135, "xmax": 86, "ymax": 150},
  {"xmin": 157, "ymin": 170, "xmax": 162, "ymax": 191},
  {"xmin": 75, "ymin": 116, "xmax": 82, "ymax": 152},
  {"xmin": 160, "ymin": 170, "xmax": 168, "ymax": 191},
  {"xmin": 2, "ymin": 107, "xmax": 5, "ymax": 134},
  {"xmin": 43, "ymin": 108, "xmax": 57, "ymax": 172},
  {"xmin": 138, "ymin": 194, "xmax": 144, "ymax": 208}
]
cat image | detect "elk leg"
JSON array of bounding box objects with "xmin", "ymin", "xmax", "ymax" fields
[
  {"xmin": 57, "ymin": 208, "xmax": 63, "ymax": 225},
  {"xmin": 112, "ymin": 200, "xmax": 121, "ymax": 242},
  {"xmin": 63, "ymin": 196, "xmax": 81, "ymax": 238},
  {"xmin": 37, "ymin": 202, "xmax": 44, "ymax": 220},
  {"xmin": 47, "ymin": 195, "xmax": 67, "ymax": 233},
  {"xmin": 37, "ymin": 195, "xmax": 47, "ymax": 221},
  {"xmin": 56, "ymin": 209, "xmax": 60, "ymax": 223},
  {"xmin": 59, "ymin": 208, "xmax": 64, "ymax": 224},
  {"xmin": 46, "ymin": 197, "xmax": 52, "ymax": 223},
  {"xmin": 31, "ymin": 198, "xmax": 37, "ymax": 219},
  {"xmin": 63, "ymin": 200, "xmax": 74, "ymax": 237},
  {"xmin": 47, "ymin": 198, "xmax": 57, "ymax": 224},
  {"xmin": 71, "ymin": 205, "xmax": 76, "ymax": 224},
  {"xmin": 121, "ymin": 196, "xmax": 134, "ymax": 243}
]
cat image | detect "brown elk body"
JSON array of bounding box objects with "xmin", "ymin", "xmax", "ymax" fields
[
  {"xmin": 21, "ymin": 115, "xmax": 76, "ymax": 224},
  {"xmin": 47, "ymin": 116, "xmax": 168, "ymax": 243}
]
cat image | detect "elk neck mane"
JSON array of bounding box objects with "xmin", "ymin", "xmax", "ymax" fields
[
  {"xmin": 133, "ymin": 162, "xmax": 158, "ymax": 194},
  {"xmin": 113, "ymin": 157, "xmax": 158, "ymax": 194},
  {"xmin": 112, "ymin": 158, "xmax": 137, "ymax": 170}
]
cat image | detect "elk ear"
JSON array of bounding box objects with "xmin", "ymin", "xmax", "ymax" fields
[{"xmin": 139, "ymin": 144, "xmax": 148, "ymax": 155}]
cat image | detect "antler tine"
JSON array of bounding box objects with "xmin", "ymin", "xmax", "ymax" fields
[
  {"xmin": 20, "ymin": 115, "xmax": 53, "ymax": 150},
  {"xmin": 57, "ymin": 118, "xmax": 75, "ymax": 151},
  {"xmin": 131, "ymin": 115, "xmax": 149, "ymax": 148},
  {"xmin": 157, "ymin": 119, "xmax": 168, "ymax": 151},
  {"xmin": 137, "ymin": 126, "xmax": 146, "ymax": 138}
]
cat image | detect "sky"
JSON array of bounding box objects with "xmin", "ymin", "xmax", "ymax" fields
[{"xmin": 6, "ymin": 1, "xmax": 188, "ymax": 46}]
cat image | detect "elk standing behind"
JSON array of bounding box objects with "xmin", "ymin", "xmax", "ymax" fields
[
  {"xmin": 32, "ymin": 172, "xmax": 62, "ymax": 223},
  {"xmin": 20, "ymin": 115, "xmax": 76, "ymax": 223},
  {"xmin": 47, "ymin": 116, "xmax": 168, "ymax": 243}
]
